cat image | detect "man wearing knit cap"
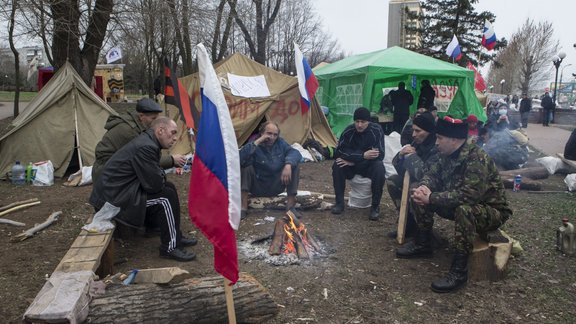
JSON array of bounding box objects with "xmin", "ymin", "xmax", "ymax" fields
[
  {"xmin": 331, "ymin": 107, "xmax": 386, "ymax": 220},
  {"xmin": 396, "ymin": 116, "xmax": 512, "ymax": 293},
  {"xmin": 387, "ymin": 111, "xmax": 439, "ymax": 238}
]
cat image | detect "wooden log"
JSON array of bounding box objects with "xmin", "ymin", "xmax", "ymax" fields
[
  {"xmin": 557, "ymin": 153, "xmax": 576, "ymax": 171},
  {"xmin": 293, "ymin": 232, "xmax": 310, "ymax": 259},
  {"xmin": 499, "ymin": 166, "xmax": 549, "ymax": 180},
  {"xmin": 249, "ymin": 194, "xmax": 323, "ymax": 210},
  {"xmin": 0, "ymin": 218, "xmax": 26, "ymax": 226},
  {"xmin": 469, "ymin": 231, "xmax": 513, "ymax": 282},
  {"xmin": 0, "ymin": 198, "xmax": 39, "ymax": 212},
  {"xmin": 86, "ymin": 273, "xmax": 278, "ymax": 324},
  {"xmin": 284, "ymin": 212, "xmax": 321, "ymax": 252},
  {"xmin": 268, "ymin": 220, "xmax": 286, "ymax": 255},
  {"xmin": 397, "ymin": 171, "xmax": 410, "ymax": 245},
  {"xmin": 0, "ymin": 201, "xmax": 41, "ymax": 217},
  {"xmin": 12, "ymin": 211, "xmax": 61, "ymax": 242},
  {"xmin": 501, "ymin": 177, "xmax": 541, "ymax": 191}
]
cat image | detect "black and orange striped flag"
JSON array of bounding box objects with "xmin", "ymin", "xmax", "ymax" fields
[{"xmin": 164, "ymin": 58, "xmax": 198, "ymax": 130}]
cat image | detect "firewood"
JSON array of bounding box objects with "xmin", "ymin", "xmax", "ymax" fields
[
  {"xmin": 88, "ymin": 273, "xmax": 279, "ymax": 323},
  {"xmin": 501, "ymin": 177, "xmax": 541, "ymax": 191},
  {"xmin": 0, "ymin": 201, "xmax": 41, "ymax": 217},
  {"xmin": 12, "ymin": 211, "xmax": 61, "ymax": 242},
  {"xmin": 0, "ymin": 198, "xmax": 39, "ymax": 212},
  {"xmin": 499, "ymin": 166, "xmax": 549, "ymax": 180},
  {"xmin": 397, "ymin": 171, "xmax": 410, "ymax": 245},
  {"xmin": 0, "ymin": 218, "xmax": 26, "ymax": 226},
  {"xmin": 268, "ymin": 220, "xmax": 286, "ymax": 255},
  {"xmin": 285, "ymin": 212, "xmax": 321, "ymax": 252},
  {"xmin": 469, "ymin": 230, "xmax": 512, "ymax": 281}
]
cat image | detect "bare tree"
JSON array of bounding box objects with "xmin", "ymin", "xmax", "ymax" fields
[{"xmin": 8, "ymin": 0, "xmax": 21, "ymax": 117}]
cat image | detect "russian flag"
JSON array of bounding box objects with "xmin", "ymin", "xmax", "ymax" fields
[
  {"xmin": 445, "ymin": 35, "xmax": 463, "ymax": 61},
  {"xmin": 294, "ymin": 43, "xmax": 319, "ymax": 115},
  {"xmin": 189, "ymin": 43, "xmax": 241, "ymax": 284},
  {"xmin": 481, "ymin": 20, "xmax": 497, "ymax": 50}
]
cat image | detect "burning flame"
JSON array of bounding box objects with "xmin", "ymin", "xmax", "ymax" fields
[{"xmin": 282, "ymin": 214, "xmax": 312, "ymax": 255}]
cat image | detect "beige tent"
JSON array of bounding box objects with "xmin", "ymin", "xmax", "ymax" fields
[
  {"xmin": 0, "ymin": 62, "xmax": 117, "ymax": 178},
  {"xmin": 169, "ymin": 53, "xmax": 336, "ymax": 154}
]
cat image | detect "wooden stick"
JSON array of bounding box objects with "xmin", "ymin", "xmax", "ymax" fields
[
  {"xmin": 12, "ymin": 211, "xmax": 61, "ymax": 242},
  {"xmin": 0, "ymin": 198, "xmax": 39, "ymax": 212},
  {"xmin": 0, "ymin": 201, "xmax": 41, "ymax": 217},
  {"xmin": 224, "ymin": 278, "xmax": 237, "ymax": 324},
  {"xmin": 397, "ymin": 171, "xmax": 410, "ymax": 245},
  {"xmin": 0, "ymin": 218, "xmax": 26, "ymax": 226}
]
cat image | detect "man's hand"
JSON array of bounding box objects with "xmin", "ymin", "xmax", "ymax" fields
[
  {"xmin": 281, "ymin": 164, "xmax": 292, "ymax": 185},
  {"xmin": 172, "ymin": 154, "xmax": 187, "ymax": 167},
  {"xmin": 411, "ymin": 185, "xmax": 431, "ymax": 206},
  {"xmin": 254, "ymin": 134, "xmax": 271, "ymax": 146},
  {"xmin": 363, "ymin": 148, "xmax": 380, "ymax": 160},
  {"xmin": 399, "ymin": 145, "xmax": 415, "ymax": 156},
  {"xmin": 335, "ymin": 157, "xmax": 355, "ymax": 168}
]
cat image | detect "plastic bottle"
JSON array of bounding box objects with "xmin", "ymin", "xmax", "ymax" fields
[
  {"xmin": 11, "ymin": 161, "xmax": 25, "ymax": 185},
  {"xmin": 513, "ymin": 175, "xmax": 522, "ymax": 192},
  {"xmin": 25, "ymin": 162, "xmax": 33, "ymax": 184},
  {"xmin": 556, "ymin": 218, "xmax": 575, "ymax": 256}
]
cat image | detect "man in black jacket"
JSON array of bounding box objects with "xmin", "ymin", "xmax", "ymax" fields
[
  {"xmin": 90, "ymin": 117, "xmax": 196, "ymax": 262},
  {"xmin": 541, "ymin": 92, "xmax": 555, "ymax": 127},
  {"xmin": 331, "ymin": 107, "xmax": 386, "ymax": 220},
  {"xmin": 518, "ymin": 93, "xmax": 532, "ymax": 128},
  {"xmin": 390, "ymin": 82, "xmax": 414, "ymax": 134}
]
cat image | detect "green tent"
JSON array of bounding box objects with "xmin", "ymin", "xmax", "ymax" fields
[{"xmin": 315, "ymin": 46, "xmax": 485, "ymax": 136}]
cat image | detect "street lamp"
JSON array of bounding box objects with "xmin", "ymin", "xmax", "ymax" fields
[
  {"xmin": 500, "ymin": 79, "xmax": 505, "ymax": 94},
  {"xmin": 552, "ymin": 52, "xmax": 566, "ymax": 123}
]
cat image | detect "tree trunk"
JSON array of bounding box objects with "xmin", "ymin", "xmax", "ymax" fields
[
  {"xmin": 500, "ymin": 166, "xmax": 549, "ymax": 180},
  {"xmin": 8, "ymin": 0, "xmax": 20, "ymax": 117},
  {"xmin": 87, "ymin": 273, "xmax": 278, "ymax": 323}
]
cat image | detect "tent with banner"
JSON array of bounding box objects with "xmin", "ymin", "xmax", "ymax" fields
[
  {"xmin": 314, "ymin": 46, "xmax": 485, "ymax": 136},
  {"xmin": 167, "ymin": 53, "xmax": 337, "ymax": 155},
  {"xmin": 0, "ymin": 62, "xmax": 117, "ymax": 178}
]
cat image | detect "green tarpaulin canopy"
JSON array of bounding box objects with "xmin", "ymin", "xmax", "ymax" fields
[{"xmin": 315, "ymin": 46, "xmax": 485, "ymax": 136}]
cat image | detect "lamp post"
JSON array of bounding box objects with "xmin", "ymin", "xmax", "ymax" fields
[
  {"xmin": 500, "ymin": 79, "xmax": 505, "ymax": 94},
  {"xmin": 552, "ymin": 52, "xmax": 566, "ymax": 123}
]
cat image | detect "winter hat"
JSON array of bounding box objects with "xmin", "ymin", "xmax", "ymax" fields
[
  {"xmin": 466, "ymin": 114, "xmax": 478, "ymax": 123},
  {"xmin": 136, "ymin": 98, "xmax": 163, "ymax": 113},
  {"xmin": 436, "ymin": 116, "xmax": 468, "ymax": 139},
  {"xmin": 353, "ymin": 107, "xmax": 371, "ymax": 121},
  {"xmin": 413, "ymin": 112, "xmax": 436, "ymax": 133}
]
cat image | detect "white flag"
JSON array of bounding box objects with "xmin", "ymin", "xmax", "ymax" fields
[
  {"xmin": 105, "ymin": 47, "xmax": 122, "ymax": 63},
  {"xmin": 27, "ymin": 56, "xmax": 38, "ymax": 81}
]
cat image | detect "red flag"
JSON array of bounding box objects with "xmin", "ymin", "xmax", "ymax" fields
[
  {"xmin": 164, "ymin": 59, "xmax": 198, "ymax": 129},
  {"xmin": 466, "ymin": 62, "xmax": 486, "ymax": 92},
  {"xmin": 294, "ymin": 43, "xmax": 319, "ymax": 115}
]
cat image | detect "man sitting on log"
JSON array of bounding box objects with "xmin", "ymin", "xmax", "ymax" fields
[
  {"xmin": 90, "ymin": 117, "xmax": 197, "ymax": 262},
  {"xmin": 239, "ymin": 121, "xmax": 302, "ymax": 219},
  {"xmin": 396, "ymin": 116, "xmax": 512, "ymax": 293},
  {"xmin": 331, "ymin": 107, "xmax": 386, "ymax": 221},
  {"xmin": 387, "ymin": 111, "xmax": 439, "ymax": 238}
]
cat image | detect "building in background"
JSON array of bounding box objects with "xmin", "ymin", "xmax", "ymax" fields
[{"xmin": 387, "ymin": 0, "xmax": 421, "ymax": 49}]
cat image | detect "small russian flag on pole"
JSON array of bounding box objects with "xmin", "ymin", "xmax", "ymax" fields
[
  {"xmin": 294, "ymin": 43, "xmax": 319, "ymax": 115},
  {"xmin": 481, "ymin": 20, "xmax": 497, "ymax": 50},
  {"xmin": 445, "ymin": 35, "xmax": 463, "ymax": 62}
]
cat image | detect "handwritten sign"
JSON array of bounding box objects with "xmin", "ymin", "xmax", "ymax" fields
[{"xmin": 228, "ymin": 73, "xmax": 271, "ymax": 98}]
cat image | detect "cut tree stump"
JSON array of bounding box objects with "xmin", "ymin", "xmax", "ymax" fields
[
  {"xmin": 499, "ymin": 166, "xmax": 549, "ymax": 180},
  {"xmin": 86, "ymin": 273, "xmax": 278, "ymax": 323},
  {"xmin": 469, "ymin": 230, "xmax": 512, "ymax": 282}
]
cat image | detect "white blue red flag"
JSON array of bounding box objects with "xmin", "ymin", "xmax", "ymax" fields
[
  {"xmin": 481, "ymin": 20, "xmax": 497, "ymax": 50},
  {"xmin": 294, "ymin": 43, "xmax": 319, "ymax": 115},
  {"xmin": 445, "ymin": 35, "xmax": 463, "ymax": 61},
  {"xmin": 189, "ymin": 43, "xmax": 241, "ymax": 284}
]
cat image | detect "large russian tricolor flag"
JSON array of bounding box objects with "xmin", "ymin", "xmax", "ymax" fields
[
  {"xmin": 189, "ymin": 43, "xmax": 241, "ymax": 284},
  {"xmin": 294, "ymin": 43, "xmax": 319, "ymax": 115},
  {"xmin": 481, "ymin": 20, "xmax": 497, "ymax": 51},
  {"xmin": 445, "ymin": 35, "xmax": 463, "ymax": 62}
]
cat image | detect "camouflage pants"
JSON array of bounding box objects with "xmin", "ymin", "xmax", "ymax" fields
[{"xmin": 411, "ymin": 201, "xmax": 506, "ymax": 253}]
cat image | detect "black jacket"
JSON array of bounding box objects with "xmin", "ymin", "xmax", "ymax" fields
[
  {"xmin": 519, "ymin": 98, "xmax": 532, "ymax": 113},
  {"xmin": 335, "ymin": 122, "xmax": 385, "ymax": 169},
  {"xmin": 90, "ymin": 128, "xmax": 166, "ymax": 227}
]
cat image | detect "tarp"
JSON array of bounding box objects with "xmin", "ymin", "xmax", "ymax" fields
[
  {"xmin": 315, "ymin": 46, "xmax": 485, "ymax": 136},
  {"xmin": 0, "ymin": 62, "xmax": 117, "ymax": 178},
  {"xmin": 167, "ymin": 53, "xmax": 337, "ymax": 155}
]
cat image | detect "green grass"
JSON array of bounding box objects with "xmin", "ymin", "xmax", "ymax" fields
[{"xmin": 0, "ymin": 91, "xmax": 37, "ymax": 102}]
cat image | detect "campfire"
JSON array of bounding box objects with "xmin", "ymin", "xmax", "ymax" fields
[{"xmin": 268, "ymin": 211, "xmax": 321, "ymax": 259}]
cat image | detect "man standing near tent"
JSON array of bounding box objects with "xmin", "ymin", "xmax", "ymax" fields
[
  {"xmin": 518, "ymin": 93, "xmax": 532, "ymax": 128},
  {"xmin": 239, "ymin": 121, "xmax": 302, "ymax": 219},
  {"xmin": 92, "ymin": 98, "xmax": 186, "ymax": 182},
  {"xmin": 390, "ymin": 82, "xmax": 414, "ymax": 134},
  {"xmin": 90, "ymin": 117, "xmax": 197, "ymax": 261},
  {"xmin": 331, "ymin": 107, "xmax": 386, "ymax": 221},
  {"xmin": 396, "ymin": 116, "xmax": 512, "ymax": 293}
]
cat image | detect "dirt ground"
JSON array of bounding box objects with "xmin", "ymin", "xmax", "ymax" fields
[{"xmin": 1, "ymin": 119, "xmax": 576, "ymax": 322}]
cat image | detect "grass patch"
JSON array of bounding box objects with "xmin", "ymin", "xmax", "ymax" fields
[{"xmin": 0, "ymin": 91, "xmax": 37, "ymax": 102}]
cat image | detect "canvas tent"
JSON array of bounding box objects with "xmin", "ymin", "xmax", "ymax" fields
[
  {"xmin": 0, "ymin": 62, "xmax": 117, "ymax": 178},
  {"xmin": 315, "ymin": 46, "xmax": 485, "ymax": 136},
  {"xmin": 168, "ymin": 53, "xmax": 336, "ymax": 155}
]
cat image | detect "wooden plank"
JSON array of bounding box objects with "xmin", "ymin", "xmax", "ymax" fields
[
  {"xmin": 54, "ymin": 229, "xmax": 114, "ymax": 273},
  {"xmin": 397, "ymin": 171, "xmax": 410, "ymax": 245}
]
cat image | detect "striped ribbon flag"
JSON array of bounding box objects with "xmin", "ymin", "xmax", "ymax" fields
[{"xmin": 164, "ymin": 59, "xmax": 198, "ymax": 130}]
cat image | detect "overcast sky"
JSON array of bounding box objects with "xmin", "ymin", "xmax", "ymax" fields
[{"xmin": 314, "ymin": 0, "xmax": 576, "ymax": 84}]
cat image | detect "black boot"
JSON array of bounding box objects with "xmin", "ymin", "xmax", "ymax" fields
[
  {"xmin": 430, "ymin": 252, "xmax": 469, "ymax": 293},
  {"xmin": 369, "ymin": 206, "xmax": 380, "ymax": 221},
  {"xmin": 331, "ymin": 197, "xmax": 345, "ymax": 214},
  {"xmin": 396, "ymin": 229, "xmax": 433, "ymax": 258}
]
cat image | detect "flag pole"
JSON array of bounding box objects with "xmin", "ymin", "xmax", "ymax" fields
[{"xmin": 224, "ymin": 278, "xmax": 237, "ymax": 324}]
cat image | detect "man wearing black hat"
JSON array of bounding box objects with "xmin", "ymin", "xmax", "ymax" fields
[
  {"xmin": 387, "ymin": 112, "xmax": 439, "ymax": 238},
  {"xmin": 93, "ymin": 98, "xmax": 186, "ymax": 182},
  {"xmin": 396, "ymin": 116, "xmax": 512, "ymax": 293},
  {"xmin": 331, "ymin": 107, "xmax": 386, "ymax": 220}
]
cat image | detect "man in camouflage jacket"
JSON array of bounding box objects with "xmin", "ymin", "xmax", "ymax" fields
[{"xmin": 396, "ymin": 116, "xmax": 513, "ymax": 293}]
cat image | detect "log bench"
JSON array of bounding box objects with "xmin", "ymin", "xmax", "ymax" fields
[
  {"xmin": 22, "ymin": 227, "xmax": 115, "ymax": 323},
  {"xmin": 469, "ymin": 230, "xmax": 512, "ymax": 282}
]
